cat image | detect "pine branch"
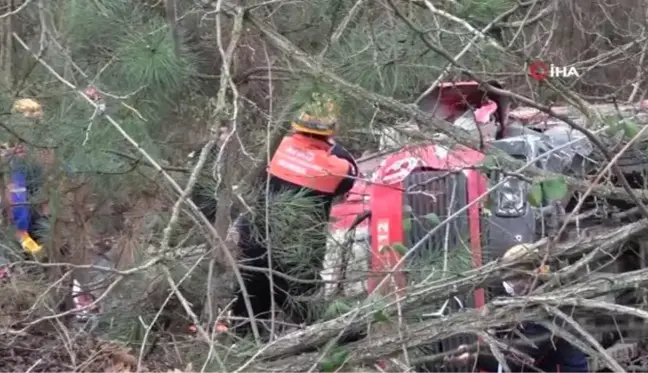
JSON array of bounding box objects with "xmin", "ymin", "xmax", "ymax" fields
[
  {"xmin": 11, "ymin": 26, "xmax": 260, "ymax": 347},
  {"xmin": 230, "ymin": 3, "xmax": 648, "ymax": 208}
]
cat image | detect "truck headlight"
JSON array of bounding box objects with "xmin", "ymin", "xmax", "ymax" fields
[{"xmin": 496, "ymin": 176, "xmax": 526, "ymax": 217}]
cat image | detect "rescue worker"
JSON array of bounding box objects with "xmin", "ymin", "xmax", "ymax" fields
[
  {"xmin": 3, "ymin": 99, "xmax": 51, "ymax": 256},
  {"xmin": 2, "ymin": 98, "xmax": 102, "ymax": 317},
  {"xmin": 444, "ymin": 243, "xmax": 589, "ymax": 372},
  {"xmin": 230, "ymin": 96, "xmax": 358, "ymax": 337}
]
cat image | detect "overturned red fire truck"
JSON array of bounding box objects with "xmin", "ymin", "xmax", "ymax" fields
[{"xmin": 326, "ymin": 81, "xmax": 648, "ymax": 371}]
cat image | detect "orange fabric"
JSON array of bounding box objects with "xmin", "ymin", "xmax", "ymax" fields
[{"xmin": 268, "ymin": 134, "xmax": 350, "ymax": 194}]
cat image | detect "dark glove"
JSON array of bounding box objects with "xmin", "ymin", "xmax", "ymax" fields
[{"xmin": 329, "ymin": 142, "xmax": 358, "ymax": 175}]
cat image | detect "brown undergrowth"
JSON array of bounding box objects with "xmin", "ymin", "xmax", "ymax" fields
[
  {"xmin": 0, "ymin": 329, "xmax": 152, "ymax": 372},
  {"xmin": 0, "ymin": 270, "xmax": 137, "ymax": 372},
  {"xmin": 0, "ymin": 192, "xmax": 187, "ymax": 373},
  {"xmin": 0, "ymin": 168, "xmax": 190, "ymax": 372}
]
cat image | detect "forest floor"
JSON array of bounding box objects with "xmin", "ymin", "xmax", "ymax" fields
[{"xmin": 0, "ymin": 265, "xmax": 185, "ymax": 372}]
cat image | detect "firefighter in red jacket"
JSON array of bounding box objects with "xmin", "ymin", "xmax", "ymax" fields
[{"xmin": 230, "ymin": 97, "xmax": 358, "ymax": 337}]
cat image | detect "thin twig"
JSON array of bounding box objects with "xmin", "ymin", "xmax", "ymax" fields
[
  {"xmin": 262, "ymin": 40, "xmax": 277, "ymax": 340},
  {"xmin": 12, "ymin": 29, "xmax": 260, "ymax": 346},
  {"xmin": 0, "ymin": 0, "xmax": 35, "ymax": 19},
  {"xmin": 544, "ymin": 305, "xmax": 625, "ymax": 372}
]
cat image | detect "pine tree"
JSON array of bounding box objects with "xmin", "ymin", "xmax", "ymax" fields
[
  {"xmin": 1, "ymin": 0, "xmax": 646, "ymax": 370},
  {"xmin": 0, "ymin": 0, "xmax": 207, "ymax": 343}
]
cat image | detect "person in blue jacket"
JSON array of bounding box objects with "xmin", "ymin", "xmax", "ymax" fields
[
  {"xmin": 3, "ymin": 99, "xmax": 51, "ymax": 256},
  {"xmin": 444, "ymin": 244, "xmax": 589, "ymax": 372}
]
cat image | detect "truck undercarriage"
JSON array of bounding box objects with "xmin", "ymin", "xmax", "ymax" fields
[{"xmin": 325, "ymin": 81, "xmax": 648, "ymax": 371}]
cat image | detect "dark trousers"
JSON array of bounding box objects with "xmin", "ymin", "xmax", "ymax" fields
[{"xmin": 230, "ymin": 216, "xmax": 323, "ymax": 338}]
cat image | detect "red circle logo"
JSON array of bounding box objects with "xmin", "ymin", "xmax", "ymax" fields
[{"xmin": 528, "ymin": 61, "xmax": 549, "ymax": 80}]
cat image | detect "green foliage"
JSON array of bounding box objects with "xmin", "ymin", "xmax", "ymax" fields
[
  {"xmin": 527, "ymin": 182, "xmax": 543, "ymax": 207},
  {"xmin": 423, "ymin": 212, "xmax": 441, "ymax": 226},
  {"xmin": 63, "ymin": 0, "xmax": 198, "ymax": 121},
  {"xmin": 118, "ymin": 31, "xmax": 190, "ymax": 90},
  {"xmin": 270, "ymin": 0, "xmax": 335, "ymax": 53},
  {"xmin": 542, "ymin": 176, "xmax": 568, "ymax": 201},
  {"xmin": 621, "ymin": 119, "xmax": 639, "ymax": 139},
  {"xmin": 283, "ymin": 0, "xmax": 521, "ymax": 153},
  {"xmin": 323, "ymin": 299, "xmax": 353, "ymax": 320},
  {"xmin": 1, "ymin": 0, "xmax": 201, "ymax": 206},
  {"xmin": 456, "ymin": 0, "xmax": 516, "ymax": 22},
  {"xmin": 290, "ymin": 80, "xmax": 343, "ymax": 116},
  {"xmin": 403, "ymin": 217, "xmax": 412, "ymax": 232},
  {"xmin": 326, "ymin": 14, "xmax": 444, "ymax": 99},
  {"xmin": 404, "ymin": 213, "xmax": 439, "ymax": 233},
  {"xmin": 360, "ymin": 293, "xmax": 391, "ymax": 322},
  {"xmin": 243, "ymin": 188, "xmax": 333, "ymax": 322},
  {"xmin": 480, "ymin": 154, "xmax": 499, "ymax": 169},
  {"xmin": 602, "ymin": 117, "xmax": 639, "ymax": 139},
  {"xmin": 373, "ymin": 309, "xmax": 391, "ymax": 323},
  {"xmin": 390, "ymin": 242, "xmax": 408, "ymax": 256},
  {"xmin": 409, "ymin": 244, "xmax": 472, "ymax": 285},
  {"xmin": 527, "ymin": 177, "xmax": 569, "ymax": 207},
  {"xmin": 320, "ymin": 345, "xmax": 350, "ymax": 372},
  {"xmin": 605, "ymin": 123, "xmax": 621, "ymax": 136}
]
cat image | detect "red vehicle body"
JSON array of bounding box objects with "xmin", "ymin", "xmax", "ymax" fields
[
  {"xmin": 327, "ymin": 84, "xmax": 648, "ymax": 370},
  {"xmin": 367, "ymin": 144, "xmax": 488, "ymax": 305},
  {"xmin": 329, "ymin": 81, "xmax": 509, "ymax": 300},
  {"xmin": 326, "ymin": 81, "xmax": 534, "ymax": 370}
]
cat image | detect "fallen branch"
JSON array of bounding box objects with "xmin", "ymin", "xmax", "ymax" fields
[
  {"xmin": 242, "ymin": 219, "xmax": 648, "ymax": 361},
  {"xmin": 251, "ymin": 266, "xmax": 648, "ymax": 372},
  {"xmin": 544, "ymin": 305, "xmax": 625, "ymax": 372}
]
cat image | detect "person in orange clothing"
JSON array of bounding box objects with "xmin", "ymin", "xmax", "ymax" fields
[{"xmin": 230, "ymin": 95, "xmax": 358, "ymax": 338}]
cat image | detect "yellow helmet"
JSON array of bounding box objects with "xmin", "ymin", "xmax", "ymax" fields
[
  {"xmin": 11, "ymin": 98, "xmax": 43, "ymax": 120},
  {"xmin": 291, "ymin": 95, "xmax": 339, "ymax": 136}
]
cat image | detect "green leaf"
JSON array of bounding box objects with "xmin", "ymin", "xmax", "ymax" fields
[
  {"xmin": 605, "ymin": 122, "xmax": 620, "ymax": 136},
  {"xmin": 320, "ymin": 360, "xmax": 337, "ymax": 372},
  {"xmin": 622, "ymin": 119, "xmax": 639, "ymax": 139},
  {"xmin": 373, "ymin": 309, "xmax": 391, "ymax": 323},
  {"xmin": 480, "ymin": 154, "xmax": 498, "ymax": 169},
  {"xmin": 403, "ymin": 218, "xmax": 412, "ymax": 232},
  {"xmin": 323, "ymin": 300, "xmax": 353, "ymax": 320},
  {"xmin": 320, "ymin": 347, "xmax": 349, "ymax": 372},
  {"xmin": 541, "ymin": 176, "xmax": 568, "ymax": 201},
  {"xmin": 331, "ymin": 348, "xmax": 350, "ymax": 366},
  {"xmin": 527, "ymin": 182, "xmax": 543, "ymax": 207},
  {"xmin": 390, "ymin": 242, "xmax": 408, "ymax": 256},
  {"xmin": 424, "ymin": 212, "xmax": 441, "ymax": 226}
]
